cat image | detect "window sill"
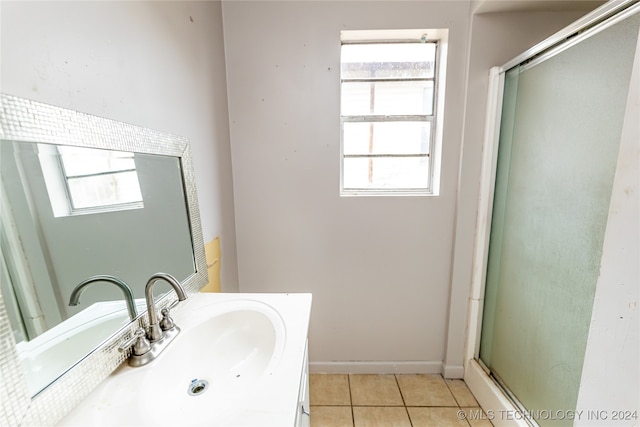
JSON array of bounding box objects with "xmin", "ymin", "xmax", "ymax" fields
[{"xmin": 340, "ymin": 190, "xmax": 438, "ymax": 197}]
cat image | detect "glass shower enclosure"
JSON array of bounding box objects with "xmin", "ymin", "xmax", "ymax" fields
[{"xmin": 477, "ymin": 5, "xmax": 639, "ymax": 426}]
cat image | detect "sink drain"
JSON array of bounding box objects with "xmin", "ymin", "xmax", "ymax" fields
[{"xmin": 188, "ymin": 379, "xmax": 209, "ymax": 396}]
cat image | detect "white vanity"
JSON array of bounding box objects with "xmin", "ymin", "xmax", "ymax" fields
[
  {"xmin": 0, "ymin": 94, "xmax": 312, "ymax": 427},
  {"xmin": 57, "ymin": 292, "xmax": 312, "ymax": 427}
]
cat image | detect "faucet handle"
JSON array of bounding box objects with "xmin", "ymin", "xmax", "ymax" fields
[
  {"xmin": 119, "ymin": 328, "xmax": 152, "ymax": 356},
  {"xmin": 160, "ymin": 301, "xmax": 179, "ymax": 331}
]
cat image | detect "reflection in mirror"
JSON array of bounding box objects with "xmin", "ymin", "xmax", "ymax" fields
[
  {"xmin": 1, "ymin": 138, "xmax": 194, "ymax": 395},
  {"xmin": 69, "ymin": 275, "xmax": 138, "ymax": 320},
  {"xmin": 42, "ymin": 145, "xmax": 144, "ymax": 215},
  {"xmin": 0, "ymin": 93, "xmax": 207, "ymax": 425}
]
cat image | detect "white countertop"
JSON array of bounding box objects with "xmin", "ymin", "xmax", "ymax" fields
[{"xmin": 58, "ymin": 292, "xmax": 312, "ymax": 427}]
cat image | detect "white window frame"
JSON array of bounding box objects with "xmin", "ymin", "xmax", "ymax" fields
[
  {"xmin": 340, "ymin": 29, "xmax": 448, "ymax": 196},
  {"xmin": 38, "ymin": 144, "xmax": 144, "ymax": 217}
]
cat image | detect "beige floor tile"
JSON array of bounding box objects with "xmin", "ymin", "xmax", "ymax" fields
[
  {"xmin": 407, "ymin": 407, "xmax": 471, "ymax": 427},
  {"xmin": 310, "ymin": 374, "xmax": 351, "ymax": 406},
  {"xmin": 446, "ymin": 379, "xmax": 479, "ymax": 406},
  {"xmin": 460, "ymin": 407, "xmax": 494, "ymax": 427},
  {"xmin": 353, "ymin": 407, "xmax": 411, "ymax": 427},
  {"xmin": 310, "ymin": 406, "xmax": 354, "ymax": 427},
  {"xmin": 468, "ymin": 420, "xmax": 494, "ymax": 427},
  {"xmin": 349, "ymin": 374, "xmax": 404, "ymax": 406},
  {"xmin": 396, "ymin": 374, "xmax": 457, "ymax": 406}
]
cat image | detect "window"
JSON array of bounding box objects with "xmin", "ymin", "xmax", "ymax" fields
[
  {"xmin": 340, "ymin": 30, "xmax": 447, "ymax": 195},
  {"xmin": 38, "ymin": 144, "xmax": 143, "ymax": 217},
  {"xmin": 57, "ymin": 146, "xmax": 143, "ymax": 211}
]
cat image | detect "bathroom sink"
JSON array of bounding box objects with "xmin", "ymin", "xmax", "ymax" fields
[
  {"xmin": 132, "ymin": 302, "xmax": 286, "ymax": 425},
  {"xmin": 58, "ymin": 293, "xmax": 310, "ymax": 427}
]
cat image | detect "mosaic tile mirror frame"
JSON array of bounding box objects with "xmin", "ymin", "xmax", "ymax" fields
[{"xmin": 0, "ymin": 93, "xmax": 208, "ymax": 426}]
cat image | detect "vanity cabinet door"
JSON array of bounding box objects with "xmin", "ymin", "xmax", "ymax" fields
[{"xmin": 295, "ymin": 339, "xmax": 310, "ymax": 427}]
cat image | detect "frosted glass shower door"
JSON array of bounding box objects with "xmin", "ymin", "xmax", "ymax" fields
[{"xmin": 479, "ymin": 12, "xmax": 640, "ymax": 425}]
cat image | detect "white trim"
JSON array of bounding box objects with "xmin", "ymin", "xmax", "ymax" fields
[
  {"xmin": 37, "ymin": 143, "xmax": 72, "ymax": 217},
  {"xmin": 464, "ymin": 67, "xmax": 504, "ymax": 365},
  {"xmin": 500, "ymin": 0, "xmax": 638, "ymax": 71},
  {"xmin": 0, "ymin": 179, "xmax": 47, "ymax": 337},
  {"xmin": 442, "ymin": 363, "xmax": 464, "ymax": 379},
  {"xmin": 519, "ymin": 1, "xmax": 640, "ymax": 72},
  {"xmin": 431, "ymin": 29, "xmax": 448, "ymax": 196},
  {"xmin": 340, "ymin": 28, "xmax": 449, "ymax": 43},
  {"xmin": 309, "ymin": 361, "xmax": 442, "ymax": 375},
  {"xmin": 464, "ymin": 360, "xmax": 529, "ymax": 427}
]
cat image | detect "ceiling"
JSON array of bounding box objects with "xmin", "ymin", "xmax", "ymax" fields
[{"xmin": 472, "ymin": 0, "xmax": 607, "ymax": 14}]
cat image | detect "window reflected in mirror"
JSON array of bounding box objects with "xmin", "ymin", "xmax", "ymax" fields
[{"xmin": 38, "ymin": 145, "xmax": 144, "ymax": 217}]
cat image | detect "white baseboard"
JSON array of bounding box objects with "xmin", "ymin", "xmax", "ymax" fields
[
  {"xmin": 442, "ymin": 363, "xmax": 465, "ymax": 379},
  {"xmin": 464, "ymin": 359, "xmax": 529, "ymax": 427},
  {"xmin": 309, "ymin": 361, "xmax": 442, "ymax": 374}
]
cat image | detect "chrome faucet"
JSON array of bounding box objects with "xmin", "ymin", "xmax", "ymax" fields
[
  {"xmin": 144, "ymin": 272, "xmax": 187, "ymax": 342},
  {"xmin": 69, "ymin": 275, "xmax": 138, "ymax": 320},
  {"xmin": 118, "ymin": 272, "xmax": 188, "ymax": 367}
]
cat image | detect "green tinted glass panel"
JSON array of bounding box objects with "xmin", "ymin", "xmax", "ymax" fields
[{"xmin": 480, "ymin": 13, "xmax": 639, "ymax": 426}]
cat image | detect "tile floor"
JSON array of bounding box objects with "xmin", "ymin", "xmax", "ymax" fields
[{"xmin": 309, "ymin": 374, "xmax": 494, "ymax": 427}]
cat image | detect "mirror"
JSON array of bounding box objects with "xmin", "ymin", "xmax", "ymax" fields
[
  {"xmin": 0, "ymin": 94, "xmax": 207, "ymax": 422},
  {"xmin": 1, "ymin": 141, "xmax": 195, "ymax": 394}
]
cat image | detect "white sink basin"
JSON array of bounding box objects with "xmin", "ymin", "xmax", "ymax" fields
[
  {"xmin": 134, "ymin": 301, "xmax": 285, "ymax": 425},
  {"xmin": 58, "ymin": 293, "xmax": 311, "ymax": 427}
]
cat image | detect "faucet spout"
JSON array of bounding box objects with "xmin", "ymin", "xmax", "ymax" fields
[
  {"xmin": 144, "ymin": 272, "xmax": 187, "ymax": 342},
  {"xmin": 69, "ymin": 275, "xmax": 138, "ymax": 320}
]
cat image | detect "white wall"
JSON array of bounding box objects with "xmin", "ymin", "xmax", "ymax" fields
[
  {"xmin": 223, "ymin": 1, "xmax": 588, "ymax": 374},
  {"xmin": 223, "ymin": 0, "xmax": 472, "ymax": 373},
  {"xmin": 1, "ymin": 0, "xmax": 613, "ymax": 382},
  {"xmin": 0, "ymin": 0, "xmax": 239, "ymax": 291}
]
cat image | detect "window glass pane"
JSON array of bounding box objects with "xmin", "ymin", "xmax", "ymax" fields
[
  {"xmin": 58, "ymin": 146, "xmax": 136, "ymax": 176},
  {"xmin": 341, "ymin": 43, "xmax": 436, "ymax": 80},
  {"xmin": 343, "ymin": 121, "xmax": 431, "ymax": 155},
  {"xmin": 341, "ymin": 81, "xmax": 433, "ymax": 116},
  {"xmin": 67, "ymin": 171, "xmax": 143, "ymax": 209},
  {"xmin": 343, "ymin": 156, "xmax": 429, "ymax": 190}
]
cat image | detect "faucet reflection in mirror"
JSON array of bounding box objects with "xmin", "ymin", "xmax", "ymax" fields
[
  {"xmin": 0, "ymin": 93, "xmax": 207, "ymax": 426},
  {"xmin": 69, "ymin": 275, "xmax": 138, "ymax": 321}
]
